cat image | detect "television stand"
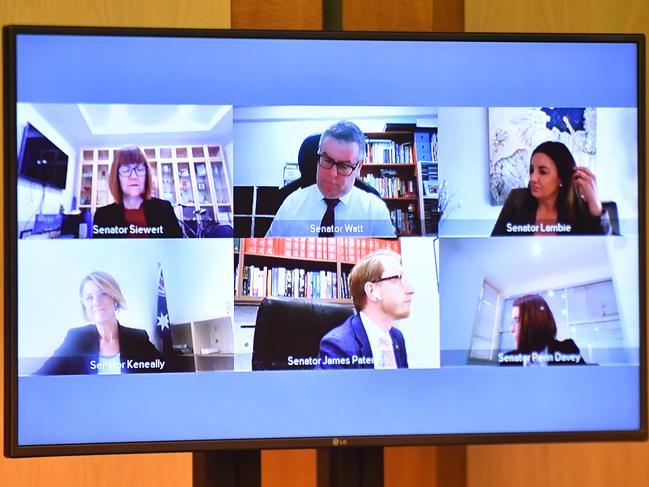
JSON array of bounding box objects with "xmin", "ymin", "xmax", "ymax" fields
[
  {"xmin": 192, "ymin": 447, "xmax": 384, "ymax": 487},
  {"xmin": 317, "ymin": 447, "xmax": 384, "ymax": 487},
  {"xmin": 193, "ymin": 446, "xmax": 465, "ymax": 487},
  {"xmin": 193, "ymin": 450, "xmax": 261, "ymax": 487}
]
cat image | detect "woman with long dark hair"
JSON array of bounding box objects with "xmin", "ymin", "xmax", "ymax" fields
[{"xmin": 492, "ymin": 141, "xmax": 610, "ymax": 236}]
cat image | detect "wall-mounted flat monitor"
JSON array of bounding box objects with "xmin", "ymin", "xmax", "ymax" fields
[
  {"xmin": 18, "ymin": 122, "xmax": 69, "ymax": 190},
  {"xmin": 4, "ymin": 26, "xmax": 645, "ymax": 459}
]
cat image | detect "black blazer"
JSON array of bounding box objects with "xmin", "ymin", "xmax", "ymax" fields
[
  {"xmin": 491, "ymin": 188, "xmax": 610, "ymax": 236},
  {"xmin": 500, "ymin": 338, "xmax": 587, "ymax": 366},
  {"xmin": 93, "ymin": 197, "xmax": 183, "ymax": 238},
  {"xmin": 36, "ymin": 324, "xmax": 164, "ymax": 375}
]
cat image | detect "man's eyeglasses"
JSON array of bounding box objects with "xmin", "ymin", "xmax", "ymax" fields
[
  {"xmin": 318, "ymin": 152, "xmax": 360, "ymax": 177},
  {"xmin": 118, "ymin": 164, "xmax": 147, "ymax": 177},
  {"xmin": 371, "ymin": 274, "xmax": 404, "ymax": 284}
]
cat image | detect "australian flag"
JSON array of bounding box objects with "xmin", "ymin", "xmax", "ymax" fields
[{"xmin": 155, "ymin": 264, "xmax": 173, "ymax": 357}]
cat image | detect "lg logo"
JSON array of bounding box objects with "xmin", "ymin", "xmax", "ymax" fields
[{"xmin": 331, "ymin": 438, "xmax": 348, "ymax": 446}]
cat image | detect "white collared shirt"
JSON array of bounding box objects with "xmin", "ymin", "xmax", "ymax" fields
[
  {"xmin": 359, "ymin": 312, "xmax": 396, "ymax": 369},
  {"xmin": 265, "ymin": 184, "xmax": 396, "ymax": 237}
]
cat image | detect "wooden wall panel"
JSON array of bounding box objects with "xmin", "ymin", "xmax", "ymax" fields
[
  {"xmin": 1, "ymin": 0, "xmax": 231, "ymax": 28},
  {"xmin": 262, "ymin": 449, "xmax": 317, "ymax": 487},
  {"xmin": 343, "ymin": 0, "xmax": 434, "ymax": 32},
  {"xmin": 232, "ymin": 0, "xmax": 322, "ymax": 30},
  {"xmin": 343, "ymin": 0, "xmax": 462, "ymax": 33},
  {"xmin": 0, "ymin": 3, "xmax": 229, "ymax": 487},
  {"xmin": 385, "ymin": 446, "xmax": 466, "ymax": 487},
  {"xmin": 465, "ymin": 1, "xmax": 649, "ymax": 486},
  {"xmin": 466, "ymin": 0, "xmax": 649, "ymax": 33},
  {"xmin": 432, "ymin": 0, "xmax": 464, "ymax": 32}
]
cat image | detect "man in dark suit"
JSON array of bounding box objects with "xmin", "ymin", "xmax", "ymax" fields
[{"xmin": 315, "ymin": 249, "xmax": 414, "ymax": 369}]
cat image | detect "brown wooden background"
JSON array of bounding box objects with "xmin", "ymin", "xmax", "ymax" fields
[{"xmin": 1, "ymin": 0, "xmax": 648, "ymax": 485}]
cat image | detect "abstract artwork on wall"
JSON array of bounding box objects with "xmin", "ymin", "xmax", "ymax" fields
[{"xmin": 488, "ymin": 107, "xmax": 596, "ymax": 205}]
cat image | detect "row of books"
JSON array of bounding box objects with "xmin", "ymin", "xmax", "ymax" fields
[
  {"xmin": 364, "ymin": 140, "xmax": 414, "ymax": 165},
  {"xmin": 390, "ymin": 205, "xmax": 418, "ymax": 236},
  {"xmin": 238, "ymin": 266, "xmax": 339, "ymax": 299},
  {"xmin": 361, "ymin": 173, "xmax": 416, "ymax": 199},
  {"xmin": 338, "ymin": 237, "xmax": 400, "ymax": 262},
  {"xmin": 244, "ymin": 237, "xmax": 337, "ymax": 261},
  {"xmin": 421, "ymin": 163, "xmax": 438, "ymax": 181},
  {"xmin": 423, "ymin": 199, "xmax": 439, "ymax": 234},
  {"xmin": 241, "ymin": 238, "xmax": 401, "ymax": 262}
]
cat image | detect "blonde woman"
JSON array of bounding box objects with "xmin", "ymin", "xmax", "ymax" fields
[{"xmin": 37, "ymin": 272, "xmax": 163, "ymax": 375}]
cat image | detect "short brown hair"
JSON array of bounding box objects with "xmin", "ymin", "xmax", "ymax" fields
[
  {"xmin": 79, "ymin": 271, "xmax": 127, "ymax": 321},
  {"xmin": 348, "ymin": 249, "xmax": 401, "ymax": 311},
  {"xmin": 108, "ymin": 146, "xmax": 153, "ymax": 204},
  {"xmin": 513, "ymin": 294, "xmax": 557, "ymax": 353}
]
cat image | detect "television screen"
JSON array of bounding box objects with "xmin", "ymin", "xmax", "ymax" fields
[
  {"xmin": 4, "ymin": 27, "xmax": 645, "ymax": 457},
  {"xmin": 18, "ymin": 122, "xmax": 69, "ymax": 190}
]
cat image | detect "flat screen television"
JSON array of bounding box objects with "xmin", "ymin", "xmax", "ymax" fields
[
  {"xmin": 4, "ymin": 26, "xmax": 646, "ymax": 464},
  {"xmin": 18, "ymin": 122, "xmax": 69, "ymax": 189}
]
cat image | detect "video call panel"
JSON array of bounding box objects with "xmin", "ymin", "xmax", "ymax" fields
[{"xmin": 15, "ymin": 103, "xmax": 639, "ymax": 376}]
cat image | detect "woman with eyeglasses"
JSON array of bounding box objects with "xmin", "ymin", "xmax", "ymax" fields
[
  {"xmin": 93, "ymin": 146, "xmax": 182, "ymax": 238},
  {"xmin": 37, "ymin": 271, "xmax": 164, "ymax": 375}
]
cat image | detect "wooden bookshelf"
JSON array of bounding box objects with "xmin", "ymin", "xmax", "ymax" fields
[
  {"xmin": 77, "ymin": 144, "xmax": 232, "ymax": 225},
  {"xmin": 234, "ymin": 237, "xmax": 401, "ymax": 304},
  {"xmin": 361, "ymin": 129, "xmax": 439, "ymax": 236}
]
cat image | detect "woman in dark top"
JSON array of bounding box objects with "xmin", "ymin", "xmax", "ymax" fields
[
  {"xmin": 93, "ymin": 146, "xmax": 182, "ymax": 238},
  {"xmin": 500, "ymin": 294, "xmax": 586, "ymax": 367},
  {"xmin": 491, "ymin": 141, "xmax": 610, "ymax": 236},
  {"xmin": 37, "ymin": 272, "xmax": 164, "ymax": 375}
]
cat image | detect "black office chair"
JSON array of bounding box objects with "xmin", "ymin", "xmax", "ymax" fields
[
  {"xmin": 276, "ymin": 133, "xmax": 383, "ymax": 205},
  {"xmin": 251, "ymin": 296, "xmax": 355, "ymax": 370},
  {"xmin": 602, "ymin": 201, "xmax": 620, "ymax": 236}
]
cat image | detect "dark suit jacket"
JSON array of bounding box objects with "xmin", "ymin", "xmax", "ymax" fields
[
  {"xmin": 93, "ymin": 197, "xmax": 183, "ymax": 238},
  {"xmin": 500, "ymin": 338, "xmax": 587, "ymax": 366},
  {"xmin": 491, "ymin": 188, "xmax": 610, "ymax": 236},
  {"xmin": 36, "ymin": 324, "xmax": 164, "ymax": 375},
  {"xmin": 315, "ymin": 314, "xmax": 408, "ymax": 370}
]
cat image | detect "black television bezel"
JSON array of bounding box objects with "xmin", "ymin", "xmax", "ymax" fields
[
  {"xmin": 3, "ymin": 25, "xmax": 647, "ymax": 458},
  {"xmin": 17, "ymin": 121, "xmax": 70, "ymax": 190}
]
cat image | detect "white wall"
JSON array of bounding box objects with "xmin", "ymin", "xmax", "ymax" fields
[
  {"xmin": 17, "ymin": 104, "xmax": 77, "ymax": 228},
  {"xmin": 400, "ymin": 237, "xmax": 440, "ymax": 369},
  {"xmin": 18, "ymin": 239, "xmax": 232, "ymax": 359},
  {"xmin": 437, "ymin": 107, "xmax": 498, "ymax": 236},
  {"xmin": 159, "ymin": 239, "xmax": 233, "ymax": 323},
  {"xmin": 606, "ymin": 237, "xmax": 640, "ymax": 349},
  {"xmin": 233, "ymin": 106, "xmax": 438, "ymax": 187},
  {"xmin": 439, "ymin": 239, "xmax": 491, "ymax": 354},
  {"xmin": 596, "ymin": 108, "xmax": 638, "ymax": 235}
]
